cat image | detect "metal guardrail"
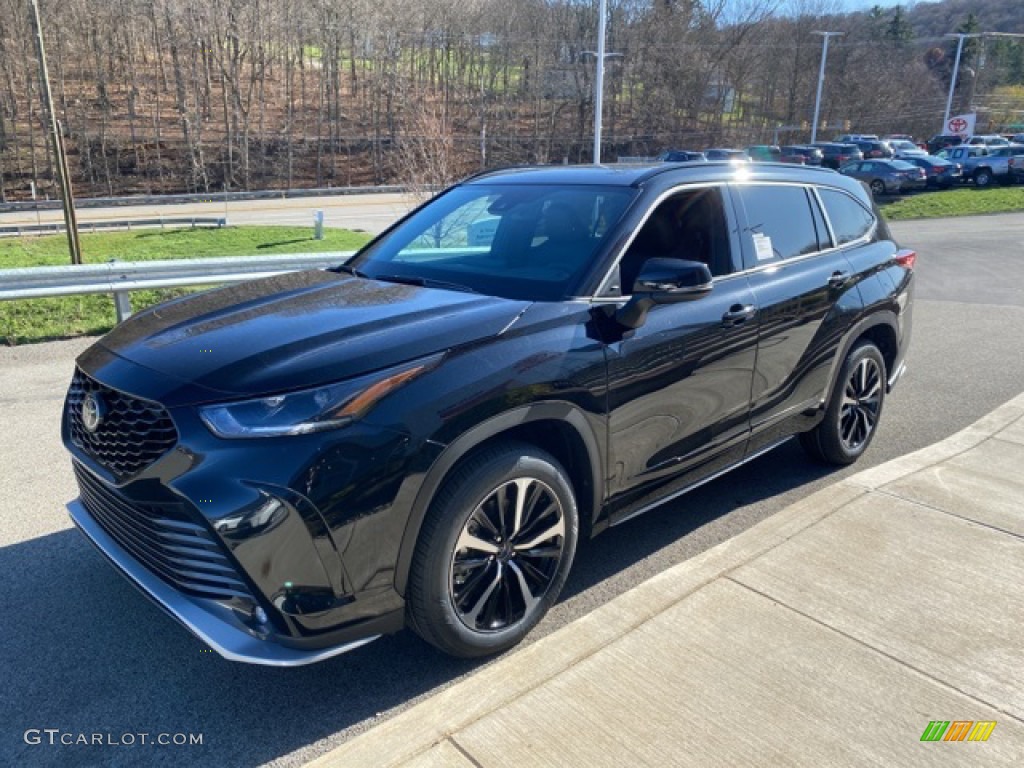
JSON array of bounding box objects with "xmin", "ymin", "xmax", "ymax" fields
[
  {"xmin": 0, "ymin": 216, "xmax": 227, "ymax": 237},
  {"xmin": 0, "ymin": 252, "xmax": 354, "ymax": 322}
]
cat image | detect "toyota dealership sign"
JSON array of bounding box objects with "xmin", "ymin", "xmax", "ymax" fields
[{"xmin": 946, "ymin": 112, "xmax": 976, "ymax": 139}]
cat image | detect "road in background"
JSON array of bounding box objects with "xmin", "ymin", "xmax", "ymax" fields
[
  {"xmin": 0, "ymin": 192, "xmax": 414, "ymax": 236},
  {"xmin": 1, "ymin": 213, "xmax": 1022, "ymax": 767}
]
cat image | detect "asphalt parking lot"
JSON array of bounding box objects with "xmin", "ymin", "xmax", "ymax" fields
[{"xmin": 1, "ymin": 212, "xmax": 1022, "ymax": 767}]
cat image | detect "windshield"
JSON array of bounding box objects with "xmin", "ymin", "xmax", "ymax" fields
[{"xmin": 349, "ymin": 184, "xmax": 637, "ymax": 301}]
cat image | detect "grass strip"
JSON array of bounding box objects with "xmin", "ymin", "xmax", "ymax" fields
[{"xmin": 879, "ymin": 185, "xmax": 1024, "ymax": 220}]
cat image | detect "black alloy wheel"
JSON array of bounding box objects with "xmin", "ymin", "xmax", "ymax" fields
[
  {"xmin": 407, "ymin": 442, "xmax": 578, "ymax": 658},
  {"xmin": 449, "ymin": 476, "xmax": 565, "ymax": 633},
  {"xmin": 838, "ymin": 355, "xmax": 883, "ymax": 453},
  {"xmin": 800, "ymin": 341, "xmax": 887, "ymax": 466}
]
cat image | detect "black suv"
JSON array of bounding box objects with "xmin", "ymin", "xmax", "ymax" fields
[
  {"xmin": 812, "ymin": 142, "xmax": 864, "ymax": 169},
  {"xmin": 781, "ymin": 145, "xmax": 824, "ymax": 165},
  {"xmin": 64, "ymin": 164, "xmax": 914, "ymax": 664}
]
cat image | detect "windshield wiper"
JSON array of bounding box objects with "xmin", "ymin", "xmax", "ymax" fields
[{"xmin": 372, "ymin": 274, "xmax": 478, "ymax": 294}]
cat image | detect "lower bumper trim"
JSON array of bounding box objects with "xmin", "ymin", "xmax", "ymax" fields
[{"xmin": 68, "ymin": 499, "xmax": 379, "ymax": 666}]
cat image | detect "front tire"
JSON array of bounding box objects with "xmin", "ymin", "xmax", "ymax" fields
[
  {"xmin": 800, "ymin": 342, "xmax": 887, "ymax": 466},
  {"xmin": 869, "ymin": 179, "xmax": 885, "ymax": 196},
  {"xmin": 407, "ymin": 442, "xmax": 578, "ymax": 658},
  {"xmin": 974, "ymin": 168, "xmax": 993, "ymax": 187}
]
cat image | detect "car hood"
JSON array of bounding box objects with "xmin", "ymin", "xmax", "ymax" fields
[{"xmin": 88, "ymin": 270, "xmax": 529, "ymax": 404}]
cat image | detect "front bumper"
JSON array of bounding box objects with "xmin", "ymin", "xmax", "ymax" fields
[{"xmin": 69, "ymin": 499, "xmax": 380, "ymax": 666}]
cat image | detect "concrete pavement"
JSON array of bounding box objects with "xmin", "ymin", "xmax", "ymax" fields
[{"xmin": 306, "ymin": 393, "xmax": 1024, "ymax": 768}]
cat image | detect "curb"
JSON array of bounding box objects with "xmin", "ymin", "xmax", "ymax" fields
[{"xmin": 304, "ymin": 392, "xmax": 1024, "ymax": 768}]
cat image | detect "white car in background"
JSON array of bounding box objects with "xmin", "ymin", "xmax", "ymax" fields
[
  {"xmin": 888, "ymin": 139, "xmax": 928, "ymax": 159},
  {"xmin": 965, "ymin": 134, "xmax": 1010, "ymax": 147}
]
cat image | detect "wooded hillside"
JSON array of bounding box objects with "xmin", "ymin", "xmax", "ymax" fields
[{"xmin": 0, "ymin": 0, "xmax": 1021, "ymax": 200}]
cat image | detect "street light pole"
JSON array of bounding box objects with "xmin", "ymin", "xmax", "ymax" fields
[
  {"xmin": 942, "ymin": 34, "xmax": 975, "ymax": 131},
  {"xmin": 584, "ymin": 0, "xmax": 621, "ymax": 165},
  {"xmin": 593, "ymin": 0, "xmax": 607, "ymax": 164},
  {"xmin": 810, "ymin": 31, "xmax": 843, "ymax": 144}
]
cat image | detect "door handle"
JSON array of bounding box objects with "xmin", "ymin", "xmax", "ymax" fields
[
  {"xmin": 828, "ymin": 271, "xmax": 851, "ymax": 288},
  {"xmin": 722, "ymin": 304, "xmax": 757, "ymax": 326}
]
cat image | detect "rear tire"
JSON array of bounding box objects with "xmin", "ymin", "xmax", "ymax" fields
[
  {"xmin": 800, "ymin": 342, "xmax": 887, "ymax": 466},
  {"xmin": 869, "ymin": 179, "xmax": 885, "ymax": 196},
  {"xmin": 407, "ymin": 441, "xmax": 578, "ymax": 658}
]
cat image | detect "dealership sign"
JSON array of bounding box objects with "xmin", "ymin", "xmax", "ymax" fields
[{"xmin": 946, "ymin": 113, "xmax": 976, "ymax": 138}]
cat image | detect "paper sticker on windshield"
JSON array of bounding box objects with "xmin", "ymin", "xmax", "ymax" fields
[{"xmin": 752, "ymin": 232, "xmax": 774, "ymax": 260}]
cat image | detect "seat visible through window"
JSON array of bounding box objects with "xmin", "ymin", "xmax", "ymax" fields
[{"xmin": 617, "ymin": 188, "xmax": 729, "ymax": 292}]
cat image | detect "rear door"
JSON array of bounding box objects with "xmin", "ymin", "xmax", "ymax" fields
[{"xmin": 730, "ymin": 182, "xmax": 864, "ymax": 453}]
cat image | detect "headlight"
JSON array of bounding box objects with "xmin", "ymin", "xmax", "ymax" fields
[{"xmin": 199, "ymin": 354, "xmax": 442, "ymax": 438}]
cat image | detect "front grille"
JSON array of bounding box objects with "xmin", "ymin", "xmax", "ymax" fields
[
  {"xmin": 66, "ymin": 369, "xmax": 178, "ymax": 481},
  {"xmin": 74, "ymin": 463, "xmax": 256, "ymax": 603}
]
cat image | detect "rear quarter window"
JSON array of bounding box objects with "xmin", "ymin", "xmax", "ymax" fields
[{"xmin": 818, "ymin": 188, "xmax": 876, "ymax": 246}]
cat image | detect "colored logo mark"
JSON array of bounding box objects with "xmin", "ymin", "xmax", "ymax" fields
[{"xmin": 920, "ymin": 720, "xmax": 996, "ymax": 742}]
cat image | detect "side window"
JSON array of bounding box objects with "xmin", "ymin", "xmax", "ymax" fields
[
  {"xmin": 818, "ymin": 188, "xmax": 876, "ymax": 246},
  {"xmin": 614, "ymin": 187, "xmax": 733, "ymax": 294},
  {"xmin": 735, "ymin": 184, "xmax": 819, "ymax": 265}
]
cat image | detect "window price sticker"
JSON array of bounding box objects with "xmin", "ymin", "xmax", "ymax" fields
[{"xmin": 752, "ymin": 232, "xmax": 774, "ymax": 260}]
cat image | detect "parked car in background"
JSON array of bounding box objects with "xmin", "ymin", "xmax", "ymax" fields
[
  {"xmin": 813, "ymin": 142, "xmax": 864, "ymax": 170},
  {"xmin": 62, "ymin": 162, "xmax": 915, "ymax": 663},
  {"xmin": 746, "ymin": 145, "xmax": 782, "ymax": 162},
  {"xmin": 946, "ymin": 144, "xmax": 1024, "ymax": 187},
  {"xmin": 965, "ymin": 135, "xmax": 1010, "ymax": 147},
  {"xmin": 856, "ymin": 140, "xmax": 894, "ymax": 159},
  {"xmin": 1011, "ymin": 133, "xmax": 1024, "ymax": 145},
  {"xmin": 658, "ymin": 150, "xmax": 708, "ymax": 162},
  {"xmin": 746, "ymin": 145, "xmax": 805, "ymax": 163},
  {"xmin": 1009, "ymin": 154, "xmax": 1024, "ymax": 183},
  {"xmin": 926, "ymin": 135, "xmax": 964, "ymax": 154},
  {"xmin": 837, "ymin": 134, "xmax": 879, "ymax": 143},
  {"xmin": 900, "ymin": 156, "xmax": 962, "ymax": 188},
  {"xmin": 888, "ymin": 139, "xmax": 928, "ymax": 159},
  {"xmin": 703, "ymin": 148, "xmax": 750, "ymax": 162},
  {"xmin": 781, "ymin": 145, "xmax": 824, "ymax": 165},
  {"xmin": 840, "ymin": 159, "xmax": 927, "ymax": 195}
]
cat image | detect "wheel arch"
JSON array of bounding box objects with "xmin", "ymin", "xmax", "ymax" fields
[
  {"xmin": 822, "ymin": 312, "xmax": 900, "ymax": 409},
  {"xmin": 393, "ymin": 402, "xmax": 604, "ymax": 597}
]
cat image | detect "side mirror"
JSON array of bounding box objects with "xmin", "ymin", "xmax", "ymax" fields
[
  {"xmin": 632, "ymin": 258, "xmax": 713, "ymax": 301},
  {"xmin": 616, "ymin": 258, "xmax": 713, "ymax": 330}
]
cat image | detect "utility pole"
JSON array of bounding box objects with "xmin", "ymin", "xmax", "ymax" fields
[
  {"xmin": 584, "ymin": 0, "xmax": 621, "ymax": 165},
  {"xmin": 29, "ymin": 0, "xmax": 82, "ymax": 265},
  {"xmin": 810, "ymin": 31, "xmax": 844, "ymax": 144}
]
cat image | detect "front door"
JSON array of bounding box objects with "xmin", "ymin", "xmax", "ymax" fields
[{"xmin": 602, "ymin": 186, "xmax": 759, "ymax": 522}]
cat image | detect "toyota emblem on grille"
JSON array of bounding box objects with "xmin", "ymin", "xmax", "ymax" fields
[{"xmin": 81, "ymin": 393, "xmax": 106, "ymax": 433}]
